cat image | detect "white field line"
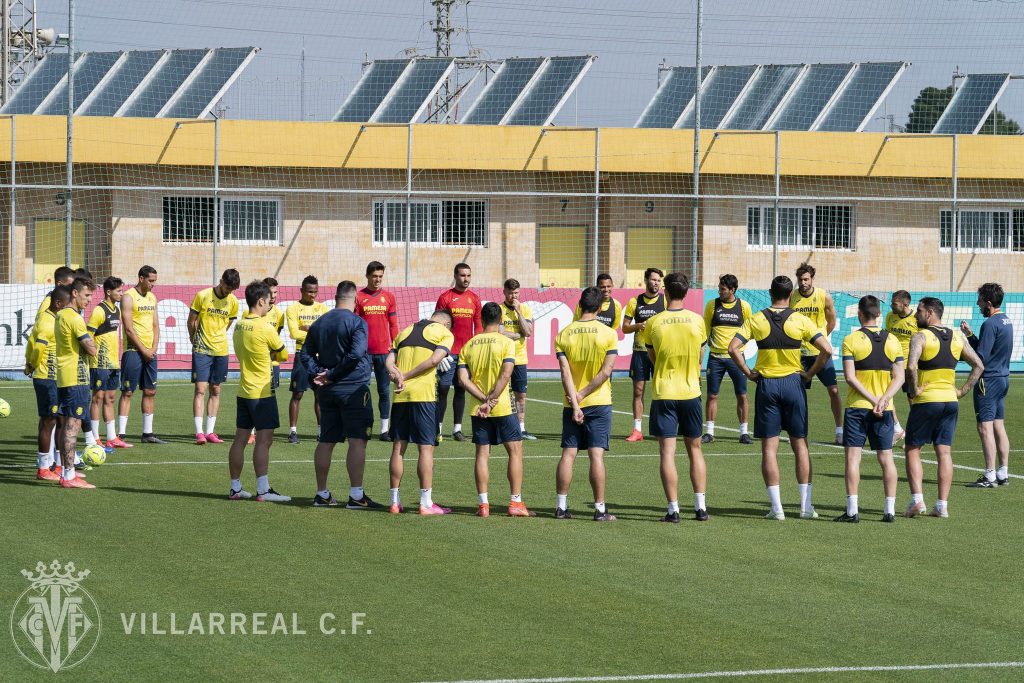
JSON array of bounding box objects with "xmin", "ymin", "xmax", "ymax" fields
[{"xmin": 417, "ymin": 660, "xmax": 1024, "ymax": 683}]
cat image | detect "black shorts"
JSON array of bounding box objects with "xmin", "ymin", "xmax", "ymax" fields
[
  {"xmin": 974, "ymin": 376, "xmax": 1008, "ymax": 423},
  {"xmin": 706, "ymin": 355, "xmax": 747, "ymax": 396},
  {"xmin": 843, "ymin": 408, "xmax": 895, "ymax": 451},
  {"xmin": 121, "ymin": 350, "xmax": 158, "ymax": 392},
  {"xmin": 318, "ymin": 385, "xmax": 372, "ymax": 443},
  {"xmin": 561, "ymin": 405, "xmax": 612, "ymax": 451},
  {"xmin": 437, "ymin": 354, "xmax": 459, "ymax": 389},
  {"xmin": 289, "ymin": 357, "xmax": 312, "ymax": 393},
  {"xmin": 511, "ymin": 364, "xmax": 528, "ymax": 394},
  {"xmin": 192, "ymin": 353, "xmax": 228, "ymax": 385},
  {"xmin": 801, "ymin": 355, "xmax": 838, "ymax": 389},
  {"xmin": 90, "ymin": 369, "xmax": 120, "ymax": 392},
  {"xmin": 629, "ymin": 352, "xmax": 653, "ymax": 382},
  {"xmin": 650, "ymin": 398, "xmax": 703, "ymax": 439},
  {"xmin": 906, "ymin": 402, "xmax": 958, "ymax": 447},
  {"xmin": 33, "ymin": 379, "xmax": 61, "ymax": 417},
  {"xmin": 471, "ymin": 414, "xmax": 523, "ymax": 446},
  {"xmin": 390, "ymin": 402, "xmax": 437, "ymax": 446},
  {"xmin": 236, "ymin": 396, "xmax": 280, "ymax": 432},
  {"xmin": 754, "ymin": 374, "xmax": 808, "ymax": 439},
  {"xmin": 58, "ymin": 385, "xmax": 90, "ymax": 424}
]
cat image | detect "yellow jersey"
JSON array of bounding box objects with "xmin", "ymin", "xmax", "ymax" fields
[
  {"xmin": 36, "ymin": 293, "xmax": 53, "ymax": 323},
  {"xmin": 392, "ymin": 320, "xmax": 455, "ymax": 404},
  {"xmin": 574, "ymin": 298, "xmax": 623, "ymax": 330},
  {"xmin": 190, "ymin": 287, "xmax": 239, "ymax": 357},
  {"xmin": 884, "ymin": 311, "xmax": 918, "ymax": 361},
  {"xmin": 88, "ymin": 301, "xmax": 121, "ymax": 370},
  {"xmin": 703, "ymin": 297, "xmax": 752, "ymax": 358},
  {"xmin": 458, "ymin": 331, "xmax": 517, "ymax": 418},
  {"xmin": 55, "ymin": 307, "xmax": 91, "ymax": 388},
  {"xmin": 789, "ymin": 287, "xmax": 829, "ymax": 355},
  {"xmin": 123, "ymin": 287, "xmax": 158, "ymax": 351},
  {"xmin": 233, "ymin": 314, "xmax": 288, "ymax": 399},
  {"xmin": 286, "ymin": 300, "xmax": 329, "ymax": 352},
  {"xmin": 911, "ymin": 326, "xmax": 963, "ymax": 404},
  {"xmin": 623, "ymin": 292, "xmax": 666, "ymax": 351},
  {"xmin": 499, "ymin": 302, "xmax": 533, "ymax": 365},
  {"xmin": 263, "ymin": 304, "xmax": 285, "ymax": 367},
  {"xmin": 26, "ymin": 309, "xmax": 57, "ymax": 381},
  {"xmin": 554, "ymin": 319, "xmax": 619, "ymax": 408},
  {"xmin": 736, "ymin": 308, "xmax": 823, "ymax": 378},
  {"xmin": 841, "ymin": 327, "xmax": 903, "ymax": 410},
  {"xmin": 646, "ymin": 307, "xmax": 707, "ymax": 401}
]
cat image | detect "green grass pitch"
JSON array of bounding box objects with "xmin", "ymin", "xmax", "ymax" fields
[{"xmin": 0, "ymin": 376, "xmax": 1022, "ymax": 682}]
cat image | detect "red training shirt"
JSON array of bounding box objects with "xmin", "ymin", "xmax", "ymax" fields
[
  {"xmin": 435, "ymin": 287, "xmax": 482, "ymax": 355},
  {"xmin": 355, "ymin": 287, "xmax": 399, "ymax": 355}
]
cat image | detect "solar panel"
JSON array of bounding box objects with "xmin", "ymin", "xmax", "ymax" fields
[
  {"xmin": 932, "ymin": 73, "xmax": 1011, "ymax": 134},
  {"xmin": 160, "ymin": 47, "xmax": 257, "ymax": 118},
  {"xmin": 721, "ymin": 64, "xmax": 804, "ymax": 130},
  {"xmin": 35, "ymin": 51, "xmax": 122, "ymax": 116},
  {"xmin": 635, "ymin": 66, "xmax": 699, "ymax": 128},
  {"xmin": 77, "ymin": 50, "xmax": 166, "ymax": 116},
  {"xmin": 333, "ymin": 59, "xmax": 411, "ymax": 122},
  {"xmin": 768, "ymin": 63, "xmax": 854, "ymax": 131},
  {"xmin": 815, "ymin": 62, "xmax": 906, "ymax": 132},
  {"xmin": 119, "ymin": 49, "xmax": 208, "ymax": 117},
  {"xmin": 678, "ymin": 65, "xmax": 757, "ymax": 129},
  {"xmin": 373, "ymin": 58, "xmax": 455, "ymax": 123},
  {"xmin": 462, "ymin": 58, "xmax": 546, "ymax": 126},
  {"xmin": 503, "ymin": 55, "xmax": 594, "ymax": 126},
  {"xmin": 0, "ymin": 52, "xmax": 69, "ymax": 114}
]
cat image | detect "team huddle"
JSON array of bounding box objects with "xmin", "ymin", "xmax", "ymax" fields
[{"xmin": 25, "ymin": 260, "xmax": 1013, "ymax": 522}]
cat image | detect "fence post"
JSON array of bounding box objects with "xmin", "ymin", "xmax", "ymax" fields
[
  {"xmin": 9, "ymin": 115, "xmax": 14, "ymax": 283},
  {"xmin": 65, "ymin": 0, "xmax": 75, "ymax": 268},
  {"xmin": 405, "ymin": 123, "xmax": 412, "ymax": 287},
  {"xmin": 213, "ymin": 116, "xmax": 220, "ymax": 283},
  {"xmin": 691, "ymin": 0, "xmax": 703, "ymax": 285},
  {"xmin": 773, "ymin": 130, "xmax": 780, "ymax": 276},
  {"xmin": 593, "ymin": 127, "xmax": 600, "ymax": 284},
  {"xmin": 950, "ymin": 134, "xmax": 958, "ymax": 292}
]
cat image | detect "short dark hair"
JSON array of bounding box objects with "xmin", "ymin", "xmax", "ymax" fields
[
  {"xmin": 891, "ymin": 289, "xmax": 911, "ymax": 304},
  {"xmin": 51, "ymin": 285, "xmax": 71, "ymax": 307},
  {"xmin": 73, "ymin": 267, "xmax": 93, "ymax": 281},
  {"xmin": 431, "ymin": 309, "xmax": 454, "ymax": 324},
  {"xmin": 335, "ymin": 280, "xmax": 357, "ymax": 299},
  {"xmin": 138, "ymin": 265, "xmax": 157, "ymax": 279},
  {"xmin": 978, "ymin": 282, "xmax": 1004, "ymax": 307},
  {"xmin": 366, "ymin": 261, "xmax": 385, "ymax": 277},
  {"xmin": 70, "ymin": 277, "xmax": 94, "ymax": 293},
  {"xmin": 769, "ymin": 275, "xmax": 794, "ymax": 302},
  {"xmin": 301, "ymin": 275, "xmax": 318, "ymax": 288},
  {"xmin": 453, "ymin": 262, "xmax": 471, "ymax": 276},
  {"xmin": 919, "ymin": 296, "xmax": 944, "ymax": 320},
  {"xmin": 262, "ymin": 277, "xmax": 278, "ymax": 288},
  {"xmin": 53, "ymin": 266, "xmax": 75, "ymax": 284},
  {"xmin": 644, "ymin": 267, "xmax": 664, "ymax": 281},
  {"xmin": 858, "ymin": 294, "xmax": 881, "ymax": 320},
  {"xmin": 596, "ymin": 273, "xmax": 613, "ymax": 286},
  {"xmin": 245, "ymin": 280, "xmax": 270, "ymax": 308},
  {"xmin": 221, "ymin": 269, "xmax": 240, "ymax": 290},
  {"xmin": 481, "ymin": 301, "xmax": 502, "ymax": 326},
  {"xmin": 103, "ymin": 276, "xmax": 123, "ymax": 294},
  {"xmin": 578, "ymin": 286, "xmax": 603, "ymax": 314},
  {"xmin": 503, "ymin": 278, "xmax": 520, "ymax": 291},
  {"xmin": 664, "ymin": 272, "xmax": 690, "ymax": 300},
  {"xmin": 719, "ymin": 274, "xmax": 738, "ymax": 291},
  {"xmin": 795, "ymin": 262, "xmax": 816, "ymax": 279}
]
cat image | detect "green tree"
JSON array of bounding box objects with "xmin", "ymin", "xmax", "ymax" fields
[{"xmin": 906, "ymin": 85, "xmax": 1021, "ymax": 134}]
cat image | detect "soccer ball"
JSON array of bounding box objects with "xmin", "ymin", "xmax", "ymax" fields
[
  {"xmin": 0, "ymin": 398, "xmax": 9, "ymax": 418},
  {"xmin": 82, "ymin": 444, "xmax": 107, "ymax": 467}
]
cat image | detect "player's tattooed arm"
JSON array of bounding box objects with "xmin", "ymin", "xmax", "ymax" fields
[
  {"xmin": 906, "ymin": 332, "xmax": 925, "ymax": 399},
  {"xmin": 956, "ymin": 342, "xmax": 985, "ymax": 399}
]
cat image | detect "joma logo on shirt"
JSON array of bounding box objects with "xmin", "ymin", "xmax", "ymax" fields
[{"xmin": 567, "ymin": 327, "xmax": 597, "ymax": 336}]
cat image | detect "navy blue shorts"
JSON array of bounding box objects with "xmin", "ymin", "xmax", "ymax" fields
[
  {"xmin": 121, "ymin": 350, "xmax": 158, "ymax": 392},
  {"xmin": 58, "ymin": 385, "xmax": 90, "ymax": 424},
  {"xmin": 390, "ymin": 401, "xmax": 437, "ymax": 446},
  {"xmin": 90, "ymin": 369, "xmax": 119, "ymax": 392},
  {"xmin": 754, "ymin": 374, "xmax": 808, "ymax": 439},
  {"xmin": 236, "ymin": 396, "xmax": 280, "ymax": 432},
  {"xmin": 511, "ymin": 364, "xmax": 528, "ymax": 394},
  {"xmin": 318, "ymin": 385, "xmax": 372, "ymax": 443},
  {"xmin": 192, "ymin": 353, "xmax": 228, "ymax": 385},
  {"xmin": 974, "ymin": 376, "xmax": 1008, "ymax": 423},
  {"xmin": 650, "ymin": 398, "xmax": 704, "ymax": 438},
  {"xmin": 906, "ymin": 401, "xmax": 959, "ymax": 447},
  {"xmin": 272, "ymin": 365, "xmax": 281, "ymax": 391},
  {"xmin": 437, "ymin": 354, "xmax": 460, "ymax": 389},
  {"xmin": 801, "ymin": 355, "xmax": 838, "ymax": 389},
  {"xmin": 629, "ymin": 351, "xmax": 653, "ymax": 382},
  {"xmin": 561, "ymin": 405, "xmax": 612, "ymax": 451},
  {"xmin": 289, "ymin": 357, "xmax": 312, "ymax": 393},
  {"xmin": 33, "ymin": 379, "xmax": 61, "ymax": 417},
  {"xmin": 707, "ymin": 355, "xmax": 748, "ymax": 396},
  {"xmin": 843, "ymin": 408, "xmax": 895, "ymax": 451},
  {"xmin": 471, "ymin": 413, "xmax": 523, "ymax": 446}
]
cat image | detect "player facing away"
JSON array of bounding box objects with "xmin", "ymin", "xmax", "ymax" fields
[
  {"xmin": 728, "ymin": 275, "xmax": 832, "ymax": 521},
  {"xmin": 302, "ymin": 280, "xmax": 384, "ymax": 510},
  {"xmin": 834, "ymin": 295, "xmax": 905, "ymax": 523},
  {"xmin": 386, "ymin": 310, "xmax": 455, "ymax": 515},
  {"xmin": 622, "ymin": 268, "xmax": 665, "ymax": 442},
  {"xmin": 903, "ymin": 297, "xmax": 984, "ymax": 518},
  {"xmin": 26, "ymin": 287, "xmax": 68, "ymax": 481},
  {"xmin": 355, "ymin": 261, "xmax": 399, "ymax": 441},
  {"xmin": 228, "ymin": 280, "xmax": 290, "ymax": 502},
  {"xmin": 702, "ymin": 273, "xmax": 753, "ymax": 445},
  {"xmin": 499, "ymin": 278, "xmax": 536, "ymax": 440},
  {"xmin": 435, "ymin": 263, "xmax": 483, "ymax": 442},
  {"xmin": 555, "ymin": 286, "xmax": 620, "ymax": 521},
  {"xmin": 118, "ymin": 265, "xmax": 163, "ymax": 444},
  {"xmin": 250, "ymin": 277, "xmax": 285, "ymax": 445},
  {"xmin": 87, "ymin": 277, "xmax": 123, "ymax": 451},
  {"xmin": 286, "ymin": 275, "xmax": 329, "ymax": 444},
  {"xmin": 459, "ymin": 302, "xmax": 535, "ymax": 518},
  {"xmin": 646, "ymin": 273, "xmax": 710, "ymax": 522},
  {"xmin": 885, "ymin": 290, "xmax": 918, "ymax": 441},
  {"xmin": 188, "ymin": 268, "xmax": 240, "ymax": 445},
  {"xmin": 789, "ymin": 263, "xmax": 843, "ymax": 444},
  {"xmin": 962, "ymin": 283, "xmax": 1014, "ymax": 488},
  {"xmin": 55, "ymin": 278, "xmax": 99, "ymax": 489}
]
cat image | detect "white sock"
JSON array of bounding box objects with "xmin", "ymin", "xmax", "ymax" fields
[
  {"xmin": 85, "ymin": 428, "xmax": 96, "ymax": 446},
  {"xmin": 62, "ymin": 465, "xmax": 76, "ymax": 481},
  {"xmin": 835, "ymin": 426, "xmax": 843, "ymax": 436},
  {"xmin": 420, "ymin": 488, "xmax": 433, "ymax": 508},
  {"xmin": 884, "ymin": 496, "xmax": 896, "ymax": 516},
  {"xmin": 894, "ymin": 420, "xmax": 903, "ymax": 433},
  {"xmin": 37, "ymin": 452, "xmax": 52, "ymax": 468},
  {"xmin": 316, "ymin": 425, "xmax": 321, "ymax": 439},
  {"xmin": 118, "ymin": 415, "xmax": 128, "ymax": 434},
  {"xmin": 90, "ymin": 420, "xmax": 100, "ymax": 441},
  {"xmin": 389, "ymin": 488, "xmax": 401, "ymax": 505},
  {"xmin": 350, "ymin": 486, "xmax": 364, "ymax": 500},
  {"xmin": 256, "ymin": 475, "xmax": 270, "ymax": 495},
  {"xmin": 633, "ymin": 419, "xmax": 642, "ymax": 431},
  {"xmin": 520, "ymin": 421, "xmax": 526, "ymax": 433},
  {"xmin": 290, "ymin": 426, "xmax": 297, "ymax": 434},
  {"xmin": 694, "ymin": 492, "xmax": 706, "ymax": 511},
  {"xmin": 767, "ymin": 485, "xmax": 783, "ymax": 513},
  {"xmin": 106, "ymin": 420, "xmax": 116, "ymax": 441},
  {"xmin": 231, "ymin": 478, "xmax": 242, "ymax": 492},
  {"xmin": 479, "ymin": 492, "xmax": 489, "ymax": 505},
  {"xmin": 381, "ymin": 418, "xmax": 390, "ymax": 432},
  {"xmin": 911, "ymin": 492, "xmax": 924, "ymax": 505},
  {"xmin": 594, "ymin": 501, "xmax": 606, "ymax": 513},
  {"xmin": 997, "ymin": 465, "xmax": 1008, "ymax": 479},
  {"xmin": 142, "ymin": 413, "xmax": 154, "ymax": 434},
  {"xmin": 510, "ymin": 493, "xmax": 522, "ymax": 503},
  {"xmin": 454, "ymin": 423, "xmax": 462, "ymax": 434},
  {"xmin": 667, "ymin": 500, "xmax": 679, "ymax": 514},
  {"xmin": 846, "ymin": 494, "xmax": 859, "ymax": 516},
  {"xmin": 206, "ymin": 416, "xmax": 217, "ymax": 434},
  {"xmin": 705, "ymin": 420, "xmax": 715, "ymax": 436},
  {"xmin": 739, "ymin": 422, "xmax": 749, "ymax": 435},
  {"xmin": 983, "ymin": 469, "xmax": 996, "ymax": 482},
  {"xmin": 799, "ymin": 483, "xmax": 812, "ymax": 513},
  {"xmin": 935, "ymin": 499, "xmax": 948, "ymax": 512},
  {"xmin": 194, "ymin": 417, "xmax": 204, "ymax": 434},
  {"xmin": 438, "ymin": 422, "xmax": 443, "ymax": 433},
  {"xmin": 317, "ymin": 489, "xmax": 331, "ymax": 500},
  {"xmin": 556, "ymin": 493, "xmax": 568, "ymax": 510}
]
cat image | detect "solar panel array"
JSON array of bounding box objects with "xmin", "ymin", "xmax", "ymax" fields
[
  {"xmin": 636, "ymin": 61, "xmax": 907, "ymax": 132},
  {"xmin": 932, "ymin": 73, "xmax": 1011, "ymax": 134},
  {"xmin": 0, "ymin": 47, "xmax": 257, "ymax": 118}
]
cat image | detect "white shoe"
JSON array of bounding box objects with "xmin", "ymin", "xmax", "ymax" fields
[
  {"xmin": 228, "ymin": 488, "xmax": 253, "ymax": 500},
  {"xmin": 256, "ymin": 488, "xmax": 291, "ymax": 503},
  {"xmin": 765, "ymin": 510, "xmax": 785, "ymax": 521},
  {"xmin": 930, "ymin": 506, "xmax": 949, "ymax": 519},
  {"xmin": 799, "ymin": 507, "xmax": 819, "ymax": 520},
  {"xmin": 904, "ymin": 501, "xmax": 927, "ymax": 518}
]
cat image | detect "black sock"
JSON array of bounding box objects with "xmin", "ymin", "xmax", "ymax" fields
[
  {"xmin": 453, "ymin": 385, "xmax": 466, "ymax": 426},
  {"xmin": 436, "ymin": 386, "xmax": 450, "ymax": 428}
]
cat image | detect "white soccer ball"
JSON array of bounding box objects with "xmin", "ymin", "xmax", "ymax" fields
[{"xmin": 0, "ymin": 398, "xmax": 9, "ymax": 418}]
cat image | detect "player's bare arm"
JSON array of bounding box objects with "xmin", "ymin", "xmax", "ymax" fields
[
  {"xmin": 801, "ymin": 335, "xmax": 833, "ymax": 382},
  {"xmin": 956, "ymin": 342, "xmax": 985, "ymax": 399},
  {"xmin": 577, "ymin": 354, "xmax": 616, "ymax": 403},
  {"xmin": 728, "ymin": 336, "xmax": 759, "ymax": 383},
  {"xmin": 843, "ymin": 357, "xmax": 879, "ymax": 405},
  {"xmin": 402, "ymin": 348, "xmax": 448, "ymax": 383},
  {"xmin": 876, "ymin": 359, "xmax": 905, "ymax": 415},
  {"xmin": 186, "ymin": 309, "xmax": 199, "ymax": 344},
  {"xmin": 824, "ymin": 291, "xmax": 837, "ymax": 334},
  {"xmin": 457, "ymin": 367, "xmax": 489, "ymax": 404},
  {"xmin": 906, "ymin": 332, "xmax": 925, "ymax": 399}
]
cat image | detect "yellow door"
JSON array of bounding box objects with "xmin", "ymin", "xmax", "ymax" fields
[
  {"xmin": 538, "ymin": 226, "xmax": 586, "ymax": 288},
  {"xmin": 34, "ymin": 219, "xmax": 85, "ymax": 284},
  {"xmin": 626, "ymin": 226, "xmax": 674, "ymax": 288}
]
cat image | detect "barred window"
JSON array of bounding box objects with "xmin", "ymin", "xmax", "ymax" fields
[
  {"xmin": 746, "ymin": 205, "xmax": 853, "ymax": 249},
  {"xmin": 940, "ymin": 209, "xmax": 1023, "ymax": 252},
  {"xmin": 373, "ymin": 199, "xmax": 487, "ymax": 246},
  {"xmin": 162, "ymin": 197, "xmax": 281, "ymax": 244}
]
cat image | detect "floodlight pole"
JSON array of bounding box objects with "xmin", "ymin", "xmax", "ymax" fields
[
  {"xmin": 690, "ymin": 0, "xmax": 703, "ymax": 285},
  {"xmin": 64, "ymin": 0, "xmax": 73, "ymax": 267},
  {"xmin": 8, "ymin": 115, "xmax": 14, "ymax": 283}
]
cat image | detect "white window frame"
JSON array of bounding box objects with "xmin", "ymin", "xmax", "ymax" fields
[
  {"xmin": 746, "ymin": 204, "xmax": 855, "ymax": 251},
  {"xmin": 372, "ymin": 198, "xmax": 489, "ymax": 248},
  {"xmin": 161, "ymin": 195, "xmax": 282, "ymax": 246},
  {"xmin": 939, "ymin": 208, "xmax": 1022, "ymax": 254}
]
